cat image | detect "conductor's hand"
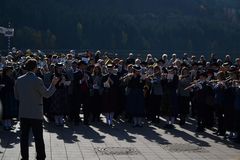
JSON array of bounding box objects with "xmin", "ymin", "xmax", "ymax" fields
[{"xmin": 52, "ymin": 77, "xmax": 60, "ymax": 86}]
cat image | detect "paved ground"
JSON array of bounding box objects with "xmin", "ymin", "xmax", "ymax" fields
[{"xmin": 0, "ymin": 117, "xmax": 240, "ymax": 160}]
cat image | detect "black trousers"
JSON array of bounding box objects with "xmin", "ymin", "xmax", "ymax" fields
[{"xmin": 20, "ymin": 118, "xmax": 46, "ymax": 160}]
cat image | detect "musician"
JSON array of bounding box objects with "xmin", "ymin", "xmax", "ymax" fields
[
  {"xmin": 162, "ymin": 66, "xmax": 179, "ymax": 129},
  {"xmin": 0, "ymin": 65, "xmax": 18, "ymax": 130},
  {"xmin": 193, "ymin": 71, "xmax": 214, "ymax": 132},
  {"xmin": 88, "ymin": 65, "xmax": 103, "ymax": 122},
  {"xmin": 224, "ymin": 66, "xmax": 238, "ymax": 138},
  {"xmin": 147, "ymin": 65, "xmax": 163, "ymax": 123},
  {"xmin": 102, "ymin": 63, "xmax": 119, "ymax": 126},
  {"xmin": 49, "ymin": 63, "xmax": 69, "ymax": 126},
  {"xmin": 213, "ymin": 72, "xmax": 227, "ymax": 136},
  {"xmin": 233, "ymin": 74, "xmax": 240, "ymax": 143},
  {"xmin": 125, "ymin": 65, "xmax": 145, "ymax": 127},
  {"xmin": 42, "ymin": 64, "xmax": 54, "ymax": 121},
  {"xmin": 71, "ymin": 60, "xmax": 90, "ymax": 125},
  {"xmin": 178, "ymin": 67, "xmax": 191, "ymax": 126}
]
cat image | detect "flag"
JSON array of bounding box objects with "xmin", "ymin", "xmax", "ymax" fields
[{"xmin": 4, "ymin": 28, "xmax": 14, "ymax": 37}]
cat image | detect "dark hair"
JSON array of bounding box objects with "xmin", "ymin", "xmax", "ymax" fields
[{"xmin": 25, "ymin": 59, "xmax": 37, "ymax": 71}]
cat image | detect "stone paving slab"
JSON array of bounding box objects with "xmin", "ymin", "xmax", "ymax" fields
[{"xmin": 0, "ymin": 119, "xmax": 240, "ymax": 160}]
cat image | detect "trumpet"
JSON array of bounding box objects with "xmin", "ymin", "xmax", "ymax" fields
[
  {"xmin": 184, "ymin": 80, "xmax": 204, "ymax": 90},
  {"xmin": 145, "ymin": 71, "xmax": 161, "ymax": 79},
  {"xmin": 119, "ymin": 73, "xmax": 134, "ymax": 81}
]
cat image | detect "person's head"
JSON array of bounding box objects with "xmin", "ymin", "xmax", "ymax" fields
[
  {"xmin": 181, "ymin": 67, "xmax": 189, "ymax": 76},
  {"xmin": 191, "ymin": 55, "xmax": 196, "ymax": 62},
  {"xmin": 225, "ymin": 54, "xmax": 231, "ymax": 62},
  {"xmin": 129, "ymin": 53, "xmax": 133, "ymax": 58},
  {"xmin": 93, "ymin": 65, "xmax": 101, "ymax": 76},
  {"xmin": 77, "ymin": 60, "xmax": 87, "ymax": 70},
  {"xmin": 167, "ymin": 66, "xmax": 176, "ymax": 74},
  {"xmin": 172, "ymin": 53, "xmax": 177, "ymax": 59},
  {"xmin": 132, "ymin": 65, "xmax": 141, "ymax": 75},
  {"xmin": 66, "ymin": 54, "xmax": 73, "ymax": 60},
  {"xmin": 221, "ymin": 62, "xmax": 230, "ymax": 72},
  {"xmin": 127, "ymin": 64, "xmax": 133, "ymax": 73},
  {"xmin": 162, "ymin": 54, "xmax": 168, "ymax": 61},
  {"xmin": 191, "ymin": 62, "xmax": 198, "ymax": 70},
  {"xmin": 107, "ymin": 63, "xmax": 114, "ymax": 74},
  {"xmin": 173, "ymin": 59, "xmax": 181, "ymax": 68},
  {"xmin": 25, "ymin": 58, "xmax": 38, "ymax": 72},
  {"xmin": 135, "ymin": 58, "xmax": 141, "ymax": 66},
  {"xmin": 55, "ymin": 63, "xmax": 64, "ymax": 74},
  {"xmin": 157, "ymin": 59, "xmax": 165, "ymax": 67},
  {"xmin": 49, "ymin": 64, "xmax": 55, "ymax": 73},
  {"xmin": 72, "ymin": 61, "xmax": 78, "ymax": 70},
  {"xmin": 235, "ymin": 58, "xmax": 240, "ymax": 65},
  {"xmin": 200, "ymin": 55, "xmax": 205, "ymax": 61},
  {"xmin": 3, "ymin": 65, "xmax": 13, "ymax": 77},
  {"xmin": 199, "ymin": 72, "xmax": 207, "ymax": 81},
  {"xmin": 153, "ymin": 65, "xmax": 161, "ymax": 74}
]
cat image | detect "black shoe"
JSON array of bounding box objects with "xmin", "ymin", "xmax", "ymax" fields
[
  {"xmin": 196, "ymin": 127, "xmax": 205, "ymax": 132},
  {"xmin": 179, "ymin": 120, "xmax": 185, "ymax": 126},
  {"xmin": 164, "ymin": 124, "xmax": 174, "ymax": 129}
]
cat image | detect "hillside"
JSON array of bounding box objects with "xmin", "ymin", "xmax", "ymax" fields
[{"xmin": 0, "ymin": 0, "xmax": 240, "ymax": 55}]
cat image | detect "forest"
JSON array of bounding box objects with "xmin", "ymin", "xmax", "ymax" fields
[{"xmin": 0, "ymin": 0, "xmax": 240, "ymax": 56}]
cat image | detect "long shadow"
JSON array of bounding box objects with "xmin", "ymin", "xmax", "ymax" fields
[
  {"xmin": 73, "ymin": 123, "xmax": 106, "ymax": 143},
  {"xmin": 95, "ymin": 121, "xmax": 137, "ymax": 143},
  {"xmin": 145, "ymin": 117, "xmax": 210, "ymax": 147},
  {"xmin": 122, "ymin": 122, "xmax": 170, "ymax": 145},
  {"xmin": 157, "ymin": 116, "xmax": 240, "ymax": 149},
  {"xmin": 198, "ymin": 131, "xmax": 240, "ymax": 150},
  {"xmin": 43, "ymin": 122, "xmax": 79, "ymax": 144},
  {"xmin": 178, "ymin": 117, "xmax": 240, "ymax": 149},
  {"xmin": 164, "ymin": 127, "xmax": 210, "ymax": 147}
]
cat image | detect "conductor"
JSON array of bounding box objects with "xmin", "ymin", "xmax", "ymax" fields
[{"xmin": 14, "ymin": 59, "xmax": 59, "ymax": 160}]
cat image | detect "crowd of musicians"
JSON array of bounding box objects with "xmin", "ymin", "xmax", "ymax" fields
[{"xmin": 0, "ymin": 50, "xmax": 240, "ymax": 143}]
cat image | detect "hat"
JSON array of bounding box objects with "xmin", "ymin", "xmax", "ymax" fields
[
  {"xmin": 97, "ymin": 59, "xmax": 104, "ymax": 63},
  {"xmin": 132, "ymin": 65, "xmax": 141, "ymax": 71},
  {"xmin": 199, "ymin": 71, "xmax": 207, "ymax": 77},
  {"xmin": 222, "ymin": 62, "xmax": 230, "ymax": 67},
  {"xmin": 228, "ymin": 65, "xmax": 237, "ymax": 73},
  {"xmin": 56, "ymin": 62, "xmax": 64, "ymax": 67},
  {"xmin": 147, "ymin": 54, "xmax": 152, "ymax": 57},
  {"xmin": 107, "ymin": 63, "xmax": 113, "ymax": 68},
  {"xmin": 167, "ymin": 66, "xmax": 174, "ymax": 71}
]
